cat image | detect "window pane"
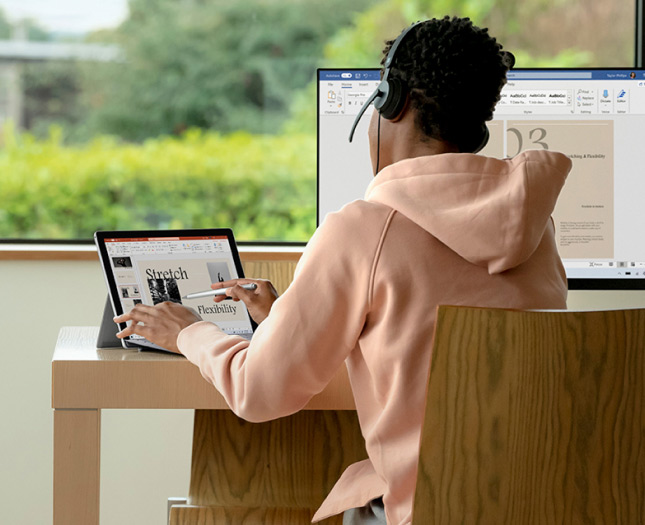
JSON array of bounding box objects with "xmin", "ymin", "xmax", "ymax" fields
[
  {"xmin": 0, "ymin": 0, "xmax": 637, "ymax": 242},
  {"xmin": 485, "ymin": 2, "xmax": 636, "ymax": 67}
]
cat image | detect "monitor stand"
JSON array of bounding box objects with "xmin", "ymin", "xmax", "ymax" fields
[{"xmin": 96, "ymin": 296, "xmax": 122, "ymax": 348}]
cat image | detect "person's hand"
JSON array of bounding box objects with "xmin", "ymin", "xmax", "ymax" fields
[
  {"xmin": 212, "ymin": 278, "xmax": 278, "ymax": 324},
  {"xmin": 113, "ymin": 301, "xmax": 203, "ymax": 354}
]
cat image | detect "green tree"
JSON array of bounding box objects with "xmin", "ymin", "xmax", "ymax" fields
[
  {"xmin": 284, "ymin": 0, "xmax": 634, "ymax": 135},
  {"xmin": 87, "ymin": 0, "xmax": 379, "ymax": 141},
  {"xmin": 321, "ymin": 0, "xmax": 630, "ymax": 68},
  {"xmin": 22, "ymin": 61, "xmax": 88, "ymax": 140}
]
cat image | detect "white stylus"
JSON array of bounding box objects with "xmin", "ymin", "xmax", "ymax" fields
[{"xmin": 182, "ymin": 283, "xmax": 257, "ymax": 300}]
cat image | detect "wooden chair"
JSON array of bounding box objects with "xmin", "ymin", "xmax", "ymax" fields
[
  {"xmin": 169, "ymin": 410, "xmax": 367, "ymax": 524},
  {"xmin": 413, "ymin": 306, "xmax": 645, "ymax": 524},
  {"xmin": 169, "ymin": 257, "xmax": 368, "ymax": 524}
]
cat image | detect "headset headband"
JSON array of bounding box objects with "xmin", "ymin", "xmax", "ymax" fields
[
  {"xmin": 348, "ymin": 21, "xmax": 423, "ymax": 142},
  {"xmin": 381, "ymin": 21, "xmax": 423, "ymax": 80}
]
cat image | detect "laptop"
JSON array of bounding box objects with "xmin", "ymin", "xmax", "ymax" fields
[{"xmin": 95, "ymin": 228, "xmax": 257, "ymax": 351}]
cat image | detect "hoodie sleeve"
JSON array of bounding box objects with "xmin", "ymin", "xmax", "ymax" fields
[{"xmin": 177, "ymin": 201, "xmax": 394, "ymax": 423}]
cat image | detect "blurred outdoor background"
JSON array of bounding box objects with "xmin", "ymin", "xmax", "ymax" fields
[{"xmin": 0, "ymin": 0, "xmax": 637, "ymax": 242}]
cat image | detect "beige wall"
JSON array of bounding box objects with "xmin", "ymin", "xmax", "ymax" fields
[
  {"xmin": 1, "ymin": 257, "xmax": 644, "ymax": 525},
  {"xmin": 0, "ymin": 259, "xmax": 192, "ymax": 525}
]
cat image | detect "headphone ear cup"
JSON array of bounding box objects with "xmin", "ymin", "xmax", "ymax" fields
[
  {"xmin": 375, "ymin": 78, "xmax": 407, "ymax": 120},
  {"xmin": 458, "ymin": 124, "xmax": 490, "ymax": 153},
  {"xmin": 471, "ymin": 125, "xmax": 490, "ymax": 153},
  {"xmin": 501, "ymin": 51, "xmax": 515, "ymax": 69},
  {"xmin": 372, "ymin": 79, "xmax": 390, "ymax": 115}
]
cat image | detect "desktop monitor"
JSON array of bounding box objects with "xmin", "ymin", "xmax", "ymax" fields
[{"xmin": 317, "ymin": 68, "xmax": 645, "ymax": 290}]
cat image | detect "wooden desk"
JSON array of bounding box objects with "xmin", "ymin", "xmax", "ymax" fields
[{"xmin": 52, "ymin": 327, "xmax": 360, "ymax": 525}]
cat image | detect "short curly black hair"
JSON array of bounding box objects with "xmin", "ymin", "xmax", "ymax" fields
[{"xmin": 381, "ymin": 16, "xmax": 510, "ymax": 151}]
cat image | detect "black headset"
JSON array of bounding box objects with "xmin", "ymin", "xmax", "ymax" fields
[{"xmin": 348, "ymin": 21, "xmax": 515, "ymax": 154}]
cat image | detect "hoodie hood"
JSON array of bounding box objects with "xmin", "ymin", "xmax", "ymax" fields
[{"xmin": 364, "ymin": 150, "xmax": 571, "ymax": 274}]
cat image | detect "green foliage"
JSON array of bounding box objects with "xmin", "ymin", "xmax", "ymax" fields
[
  {"xmin": 283, "ymin": 0, "xmax": 605, "ymax": 133},
  {"xmin": 322, "ymin": 2, "xmax": 408, "ymax": 67},
  {"xmin": 512, "ymin": 48, "xmax": 595, "ymax": 68},
  {"xmin": 282, "ymin": 81, "xmax": 317, "ymax": 135},
  {"xmin": 22, "ymin": 61, "xmax": 87, "ymax": 140},
  {"xmin": 319, "ymin": 0, "xmax": 616, "ymax": 70},
  {"xmin": 0, "ymin": 125, "xmax": 316, "ymax": 241},
  {"xmin": 85, "ymin": 0, "xmax": 378, "ymax": 141},
  {"xmin": 321, "ymin": 0, "xmax": 502, "ymax": 68}
]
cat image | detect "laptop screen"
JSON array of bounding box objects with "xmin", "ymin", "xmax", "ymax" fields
[
  {"xmin": 317, "ymin": 68, "xmax": 645, "ymax": 289},
  {"xmin": 102, "ymin": 232, "xmax": 255, "ymax": 341}
]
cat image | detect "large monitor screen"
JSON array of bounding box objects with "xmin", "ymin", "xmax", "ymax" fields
[{"xmin": 317, "ymin": 68, "xmax": 645, "ymax": 289}]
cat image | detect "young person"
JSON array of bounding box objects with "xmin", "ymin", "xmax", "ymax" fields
[{"xmin": 115, "ymin": 16, "xmax": 571, "ymax": 524}]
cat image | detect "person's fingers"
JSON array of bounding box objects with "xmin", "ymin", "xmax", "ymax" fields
[
  {"xmin": 113, "ymin": 301, "xmax": 201, "ymax": 350},
  {"xmin": 210, "ymin": 278, "xmax": 278, "ymax": 320},
  {"xmin": 210, "ymin": 278, "xmax": 253, "ymax": 290},
  {"xmin": 254, "ymin": 279, "xmax": 279, "ymax": 296},
  {"xmin": 113, "ymin": 303, "xmax": 173, "ymax": 339},
  {"xmin": 223, "ymin": 280, "xmax": 278, "ymax": 324},
  {"xmin": 230, "ymin": 283, "xmax": 256, "ymax": 301},
  {"xmin": 115, "ymin": 319, "xmax": 153, "ymax": 340},
  {"xmin": 219, "ymin": 287, "xmax": 238, "ymax": 302},
  {"xmin": 213, "ymin": 278, "xmax": 262, "ymax": 302},
  {"xmin": 212, "ymin": 279, "xmax": 254, "ymax": 302},
  {"xmin": 113, "ymin": 311, "xmax": 133, "ymax": 323},
  {"xmin": 114, "ymin": 303, "xmax": 157, "ymax": 324},
  {"xmin": 115, "ymin": 323, "xmax": 135, "ymax": 338}
]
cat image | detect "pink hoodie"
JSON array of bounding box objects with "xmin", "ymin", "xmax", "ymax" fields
[{"xmin": 178, "ymin": 149, "xmax": 572, "ymax": 524}]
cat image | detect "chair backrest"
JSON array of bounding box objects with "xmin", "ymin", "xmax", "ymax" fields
[{"xmin": 412, "ymin": 306, "xmax": 645, "ymax": 524}]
